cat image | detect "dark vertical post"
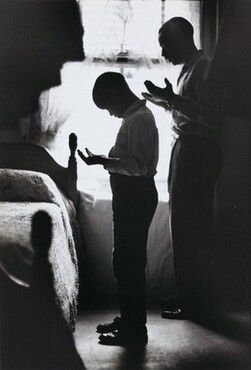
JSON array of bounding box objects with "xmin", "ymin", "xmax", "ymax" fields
[
  {"xmin": 68, "ymin": 133, "xmax": 78, "ymax": 205},
  {"xmin": 161, "ymin": 0, "xmax": 165, "ymax": 26}
]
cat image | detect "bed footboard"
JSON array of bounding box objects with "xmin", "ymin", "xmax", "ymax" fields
[{"xmin": 0, "ymin": 133, "xmax": 78, "ymax": 205}]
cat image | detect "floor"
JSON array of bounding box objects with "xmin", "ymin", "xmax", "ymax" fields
[{"xmin": 74, "ymin": 309, "xmax": 250, "ymax": 370}]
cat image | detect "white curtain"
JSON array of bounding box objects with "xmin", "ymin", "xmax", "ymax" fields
[{"xmin": 78, "ymin": 192, "xmax": 175, "ymax": 301}]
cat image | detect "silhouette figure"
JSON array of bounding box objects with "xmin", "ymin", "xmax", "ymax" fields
[
  {"xmin": 143, "ymin": 17, "xmax": 223, "ymax": 320},
  {"xmin": 0, "ymin": 211, "xmax": 85, "ymax": 370},
  {"xmin": 78, "ymin": 72, "xmax": 159, "ymax": 345}
]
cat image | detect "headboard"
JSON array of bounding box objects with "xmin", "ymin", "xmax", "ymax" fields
[{"xmin": 0, "ymin": 133, "xmax": 78, "ymax": 205}]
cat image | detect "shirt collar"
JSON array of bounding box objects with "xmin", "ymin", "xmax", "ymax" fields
[
  {"xmin": 182, "ymin": 50, "xmax": 203, "ymax": 72},
  {"xmin": 123, "ymin": 99, "xmax": 146, "ymax": 119}
]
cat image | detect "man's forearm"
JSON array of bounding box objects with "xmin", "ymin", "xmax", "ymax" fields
[{"xmin": 168, "ymin": 94, "xmax": 219, "ymax": 129}]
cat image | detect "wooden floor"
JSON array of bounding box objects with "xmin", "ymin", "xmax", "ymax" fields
[{"xmin": 74, "ymin": 309, "xmax": 250, "ymax": 370}]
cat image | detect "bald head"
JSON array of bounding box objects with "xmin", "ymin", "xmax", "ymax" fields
[
  {"xmin": 159, "ymin": 17, "xmax": 194, "ymax": 42},
  {"xmin": 159, "ymin": 17, "xmax": 196, "ymax": 64}
]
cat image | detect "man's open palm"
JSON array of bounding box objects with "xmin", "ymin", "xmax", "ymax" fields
[{"xmin": 144, "ymin": 78, "xmax": 174, "ymax": 101}]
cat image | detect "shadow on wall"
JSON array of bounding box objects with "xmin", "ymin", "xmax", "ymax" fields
[
  {"xmin": 213, "ymin": 117, "xmax": 250, "ymax": 311},
  {"xmin": 209, "ymin": 0, "xmax": 251, "ymax": 312},
  {"xmin": 78, "ymin": 193, "xmax": 174, "ymax": 305}
]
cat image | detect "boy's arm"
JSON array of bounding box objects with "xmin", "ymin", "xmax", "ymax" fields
[{"xmin": 77, "ymin": 150, "xmax": 118, "ymax": 166}]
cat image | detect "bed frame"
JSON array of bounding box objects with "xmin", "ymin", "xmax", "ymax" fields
[{"xmin": 0, "ymin": 133, "xmax": 78, "ymax": 205}]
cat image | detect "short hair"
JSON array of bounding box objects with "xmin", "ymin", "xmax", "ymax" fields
[
  {"xmin": 92, "ymin": 72, "xmax": 130, "ymax": 109},
  {"xmin": 159, "ymin": 17, "xmax": 194, "ymax": 42}
]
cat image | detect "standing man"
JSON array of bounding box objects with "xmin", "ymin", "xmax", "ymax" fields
[
  {"xmin": 78, "ymin": 72, "xmax": 159, "ymax": 345},
  {"xmin": 143, "ymin": 17, "xmax": 223, "ymax": 319}
]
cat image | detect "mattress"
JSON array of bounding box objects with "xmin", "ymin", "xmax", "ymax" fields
[{"xmin": 0, "ymin": 169, "xmax": 80, "ymax": 328}]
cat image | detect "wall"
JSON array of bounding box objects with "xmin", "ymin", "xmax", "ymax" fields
[{"xmin": 209, "ymin": 0, "xmax": 251, "ymax": 311}]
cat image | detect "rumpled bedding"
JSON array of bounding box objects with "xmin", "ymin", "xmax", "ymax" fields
[{"xmin": 0, "ymin": 169, "xmax": 79, "ymax": 328}]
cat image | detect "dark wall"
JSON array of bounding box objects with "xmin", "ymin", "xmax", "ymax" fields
[
  {"xmin": 0, "ymin": 0, "xmax": 84, "ymax": 128},
  {"xmin": 207, "ymin": 0, "xmax": 251, "ymax": 310}
]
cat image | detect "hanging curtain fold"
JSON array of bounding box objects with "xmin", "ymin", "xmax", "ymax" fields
[
  {"xmin": 200, "ymin": 0, "xmax": 219, "ymax": 58},
  {"xmin": 208, "ymin": 0, "xmax": 251, "ymax": 119}
]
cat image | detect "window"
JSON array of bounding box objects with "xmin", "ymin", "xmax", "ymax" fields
[{"xmin": 42, "ymin": 0, "xmax": 201, "ymax": 200}]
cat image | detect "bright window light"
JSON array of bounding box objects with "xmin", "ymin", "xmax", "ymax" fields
[{"xmin": 42, "ymin": 0, "xmax": 201, "ymax": 200}]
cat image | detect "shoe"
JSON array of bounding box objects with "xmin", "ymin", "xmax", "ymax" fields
[
  {"xmin": 96, "ymin": 316, "xmax": 122, "ymax": 334},
  {"xmin": 161, "ymin": 308, "xmax": 188, "ymax": 320},
  {"xmin": 98, "ymin": 328, "xmax": 148, "ymax": 347}
]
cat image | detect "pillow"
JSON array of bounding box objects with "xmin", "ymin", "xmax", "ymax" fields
[{"xmin": 0, "ymin": 169, "xmax": 61, "ymax": 204}]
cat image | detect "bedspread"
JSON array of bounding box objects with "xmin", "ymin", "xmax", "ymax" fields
[
  {"xmin": 0, "ymin": 169, "xmax": 79, "ymax": 328},
  {"xmin": 0, "ymin": 202, "xmax": 78, "ymax": 328}
]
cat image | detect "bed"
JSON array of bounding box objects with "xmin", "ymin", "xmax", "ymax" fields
[{"xmin": 0, "ymin": 134, "xmax": 81, "ymax": 328}]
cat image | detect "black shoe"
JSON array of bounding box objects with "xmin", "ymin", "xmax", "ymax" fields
[
  {"xmin": 98, "ymin": 328, "xmax": 148, "ymax": 347},
  {"xmin": 96, "ymin": 316, "xmax": 122, "ymax": 334},
  {"xmin": 161, "ymin": 308, "xmax": 188, "ymax": 320}
]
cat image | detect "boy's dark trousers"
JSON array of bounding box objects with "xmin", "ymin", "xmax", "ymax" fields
[
  {"xmin": 110, "ymin": 174, "xmax": 158, "ymax": 330},
  {"xmin": 168, "ymin": 136, "xmax": 222, "ymax": 315}
]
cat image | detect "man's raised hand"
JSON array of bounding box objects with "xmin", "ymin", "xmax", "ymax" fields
[{"xmin": 144, "ymin": 78, "xmax": 175, "ymax": 102}]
